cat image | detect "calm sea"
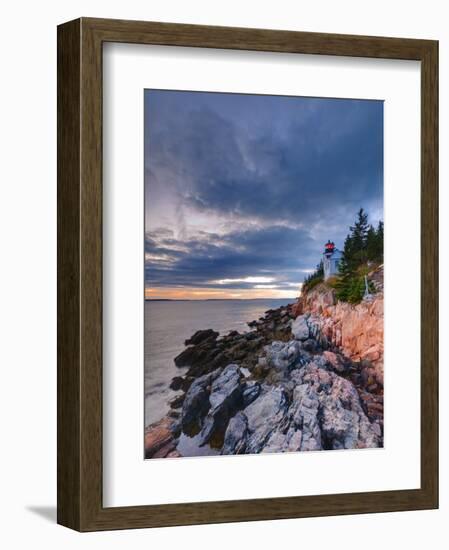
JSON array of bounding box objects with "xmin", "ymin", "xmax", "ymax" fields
[{"xmin": 144, "ymin": 298, "xmax": 294, "ymax": 426}]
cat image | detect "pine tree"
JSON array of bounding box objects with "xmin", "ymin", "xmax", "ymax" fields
[
  {"xmin": 335, "ymin": 234, "xmax": 353, "ymax": 301},
  {"xmin": 366, "ymin": 224, "xmax": 377, "ymax": 262},
  {"xmin": 335, "ymin": 209, "xmax": 383, "ymax": 303},
  {"xmin": 349, "ymin": 208, "xmax": 370, "ymax": 264},
  {"xmin": 375, "ymin": 220, "xmax": 384, "ymax": 261},
  {"xmin": 302, "ymin": 260, "xmax": 324, "ymax": 292}
]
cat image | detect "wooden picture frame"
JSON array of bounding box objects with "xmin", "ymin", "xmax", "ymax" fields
[{"xmin": 57, "ymin": 17, "xmax": 438, "ymax": 531}]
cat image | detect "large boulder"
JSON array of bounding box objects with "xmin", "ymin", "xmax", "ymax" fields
[
  {"xmin": 209, "ymin": 364, "xmax": 242, "ymax": 410},
  {"xmin": 264, "ymin": 340, "xmax": 302, "ymax": 371},
  {"xmin": 299, "ymin": 362, "xmax": 381, "ymax": 450},
  {"xmin": 262, "ymin": 425, "xmax": 303, "ymax": 454},
  {"xmin": 244, "ymin": 387, "xmax": 289, "ymax": 453},
  {"xmin": 181, "ymin": 368, "xmax": 222, "ymax": 430},
  {"xmin": 291, "ymin": 315, "xmax": 310, "ymax": 341},
  {"xmin": 234, "ymin": 361, "xmax": 381, "ymax": 455},
  {"xmin": 185, "ymin": 329, "xmax": 219, "ymax": 346},
  {"xmin": 322, "ymin": 350, "xmax": 345, "ymax": 373},
  {"xmin": 319, "ymin": 374, "xmax": 380, "ymax": 449},
  {"xmin": 258, "ymin": 380, "xmax": 323, "ymax": 454},
  {"xmin": 174, "ymin": 343, "xmax": 230, "ymax": 377},
  {"xmin": 222, "ymin": 412, "xmax": 248, "ymax": 454},
  {"xmin": 289, "ymin": 383, "xmax": 322, "ymax": 451},
  {"xmin": 174, "ymin": 345, "xmax": 208, "ymax": 367},
  {"xmin": 199, "ymin": 364, "xmax": 244, "ymax": 445},
  {"xmin": 242, "ymin": 381, "xmax": 261, "ymax": 407}
]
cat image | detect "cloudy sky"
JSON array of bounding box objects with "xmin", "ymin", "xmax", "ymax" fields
[{"xmin": 144, "ymin": 90, "xmax": 383, "ymax": 300}]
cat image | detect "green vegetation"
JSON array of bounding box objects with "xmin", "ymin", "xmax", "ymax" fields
[
  {"xmin": 301, "ymin": 208, "xmax": 383, "ymax": 303},
  {"xmin": 302, "ymin": 260, "xmax": 324, "ymax": 293},
  {"xmin": 335, "ymin": 208, "xmax": 383, "ymax": 303}
]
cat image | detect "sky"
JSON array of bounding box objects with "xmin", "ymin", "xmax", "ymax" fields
[{"xmin": 144, "ymin": 90, "xmax": 383, "ymax": 300}]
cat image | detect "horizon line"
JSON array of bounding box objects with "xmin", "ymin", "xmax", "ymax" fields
[{"xmin": 145, "ymin": 297, "xmax": 298, "ymax": 302}]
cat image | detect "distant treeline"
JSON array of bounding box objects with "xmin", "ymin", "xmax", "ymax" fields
[{"xmin": 303, "ymin": 208, "xmax": 384, "ymax": 303}]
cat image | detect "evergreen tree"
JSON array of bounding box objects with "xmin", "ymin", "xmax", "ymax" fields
[
  {"xmin": 304, "ymin": 208, "xmax": 383, "ymax": 303},
  {"xmin": 365, "ymin": 224, "xmax": 377, "ymax": 262},
  {"xmin": 335, "ymin": 234, "xmax": 354, "ymax": 301},
  {"xmin": 375, "ymin": 220, "xmax": 384, "ymax": 261},
  {"xmin": 335, "ymin": 209, "xmax": 383, "ymax": 303},
  {"xmin": 302, "ymin": 260, "xmax": 324, "ymax": 292},
  {"xmin": 349, "ymin": 208, "xmax": 370, "ymax": 264}
]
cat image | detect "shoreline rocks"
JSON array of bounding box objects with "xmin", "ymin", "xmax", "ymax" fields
[
  {"xmin": 294, "ymin": 267, "xmax": 384, "ymax": 379},
  {"xmin": 145, "ymin": 417, "xmax": 182, "ymax": 459},
  {"xmin": 145, "ymin": 285, "xmax": 384, "ymax": 458}
]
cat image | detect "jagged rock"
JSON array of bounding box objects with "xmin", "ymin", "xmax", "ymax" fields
[
  {"xmin": 165, "ymin": 449, "xmax": 183, "ymax": 458},
  {"xmin": 244, "ymin": 387, "xmax": 290, "ymax": 453},
  {"xmin": 302, "ymin": 338, "xmax": 318, "ymax": 353},
  {"xmin": 242, "ymin": 382, "xmax": 261, "ymax": 407},
  {"xmin": 185, "ymin": 329, "xmax": 219, "ymax": 346},
  {"xmin": 358, "ymin": 389, "xmax": 384, "ymax": 426},
  {"xmin": 294, "ymin": 273, "xmax": 384, "ymax": 380},
  {"xmin": 174, "ymin": 345, "xmax": 206, "ymax": 367},
  {"xmin": 222, "ymin": 412, "xmax": 248, "ymax": 454},
  {"xmin": 199, "ymin": 364, "xmax": 244, "ymax": 445},
  {"xmin": 181, "ymin": 368, "xmax": 222, "ymax": 430},
  {"xmin": 246, "ymin": 336, "xmax": 264, "ymax": 350},
  {"xmin": 291, "ymin": 315, "xmax": 310, "ymax": 341},
  {"xmin": 152, "ymin": 440, "xmax": 176, "ymax": 458},
  {"xmin": 293, "ymin": 284, "xmax": 336, "ymax": 316},
  {"xmin": 301, "ymin": 363, "xmax": 381, "ymax": 449},
  {"xmin": 322, "ymin": 350, "xmax": 345, "ymax": 373},
  {"xmin": 264, "ymin": 340, "xmax": 302, "ymax": 371},
  {"xmin": 151, "ymin": 287, "xmax": 383, "ymax": 458},
  {"xmin": 220, "ymin": 360, "xmax": 381, "ymax": 455},
  {"xmin": 169, "ymin": 394, "xmax": 185, "ymax": 409},
  {"xmin": 289, "ymin": 383, "xmax": 322, "ymax": 451},
  {"xmin": 145, "ymin": 417, "xmax": 178, "ymax": 459},
  {"xmin": 209, "ymin": 364, "xmax": 243, "ymax": 411},
  {"xmin": 262, "ymin": 425, "xmax": 303, "ymax": 454},
  {"xmin": 170, "ymin": 376, "xmax": 186, "ymax": 391},
  {"xmin": 175, "ymin": 330, "xmax": 229, "ymax": 376},
  {"xmin": 227, "ymin": 341, "xmax": 249, "ymax": 360}
]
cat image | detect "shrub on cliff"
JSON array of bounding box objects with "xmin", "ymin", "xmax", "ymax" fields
[
  {"xmin": 302, "ymin": 260, "xmax": 324, "ymax": 293},
  {"xmin": 338, "ymin": 273, "xmax": 376, "ymax": 304}
]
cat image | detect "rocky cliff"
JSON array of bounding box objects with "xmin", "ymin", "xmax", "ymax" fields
[
  {"xmin": 293, "ymin": 265, "xmax": 384, "ymax": 384},
  {"xmin": 145, "ymin": 271, "xmax": 384, "ymax": 458}
]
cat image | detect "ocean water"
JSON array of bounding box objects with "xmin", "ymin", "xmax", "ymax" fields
[{"xmin": 144, "ymin": 298, "xmax": 294, "ymax": 426}]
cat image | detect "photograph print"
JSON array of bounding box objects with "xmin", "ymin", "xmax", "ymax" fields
[{"xmin": 144, "ymin": 89, "xmax": 384, "ymax": 459}]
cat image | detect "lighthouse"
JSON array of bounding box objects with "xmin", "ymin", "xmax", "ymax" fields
[{"xmin": 323, "ymin": 240, "xmax": 343, "ymax": 280}]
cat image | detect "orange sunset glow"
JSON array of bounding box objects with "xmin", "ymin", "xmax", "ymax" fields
[
  {"xmin": 145, "ymin": 285, "xmax": 301, "ymax": 301},
  {"xmin": 144, "ymin": 90, "xmax": 383, "ymax": 302}
]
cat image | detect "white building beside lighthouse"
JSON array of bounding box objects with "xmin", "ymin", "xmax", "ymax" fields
[{"xmin": 323, "ymin": 240, "xmax": 343, "ymax": 280}]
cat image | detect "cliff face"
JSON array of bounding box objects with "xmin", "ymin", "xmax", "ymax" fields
[{"xmin": 293, "ymin": 267, "xmax": 384, "ymax": 383}]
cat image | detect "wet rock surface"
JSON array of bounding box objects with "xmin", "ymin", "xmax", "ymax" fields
[
  {"xmin": 145, "ymin": 417, "xmax": 180, "ymax": 459},
  {"xmin": 145, "ymin": 297, "xmax": 384, "ymax": 458}
]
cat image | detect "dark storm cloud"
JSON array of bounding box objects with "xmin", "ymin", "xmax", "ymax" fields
[
  {"xmin": 144, "ymin": 90, "xmax": 383, "ymax": 289},
  {"xmin": 145, "ymin": 225, "xmax": 318, "ymax": 289}
]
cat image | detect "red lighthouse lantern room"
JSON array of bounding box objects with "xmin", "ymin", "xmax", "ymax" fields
[{"xmin": 324, "ymin": 240, "xmax": 335, "ymax": 255}]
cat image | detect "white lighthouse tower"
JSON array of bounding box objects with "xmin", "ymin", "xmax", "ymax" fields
[{"xmin": 323, "ymin": 240, "xmax": 343, "ymax": 280}]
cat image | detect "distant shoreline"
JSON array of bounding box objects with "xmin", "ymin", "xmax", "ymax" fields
[{"xmin": 145, "ymin": 298, "xmax": 297, "ymax": 302}]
